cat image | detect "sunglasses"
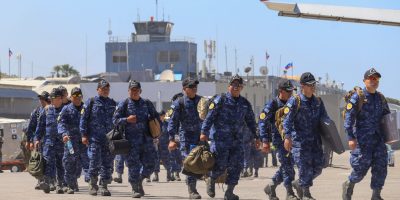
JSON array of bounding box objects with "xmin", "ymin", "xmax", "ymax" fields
[
  {"xmin": 230, "ymin": 82, "xmax": 243, "ymax": 88},
  {"xmin": 187, "ymin": 85, "xmax": 198, "ymax": 89},
  {"xmin": 305, "ymin": 83, "xmax": 316, "ymax": 87},
  {"xmin": 367, "ymin": 76, "xmax": 380, "ymax": 81},
  {"xmin": 71, "ymin": 94, "xmax": 82, "ymax": 97}
]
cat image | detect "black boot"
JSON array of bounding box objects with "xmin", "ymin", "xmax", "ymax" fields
[
  {"xmin": 40, "ymin": 176, "xmax": 51, "ymax": 194},
  {"xmin": 166, "ymin": 170, "xmax": 172, "ymax": 182},
  {"xmin": 286, "ymin": 186, "xmax": 299, "ymax": 200},
  {"xmin": 113, "ymin": 173, "xmax": 123, "ymax": 183},
  {"xmin": 188, "ymin": 182, "xmax": 201, "ymax": 199},
  {"xmin": 138, "ymin": 177, "xmax": 145, "ymax": 196},
  {"xmin": 342, "ymin": 180, "xmax": 355, "ymax": 200},
  {"xmin": 66, "ymin": 185, "xmax": 75, "ymax": 194},
  {"xmin": 35, "ymin": 179, "xmax": 41, "ymax": 190},
  {"xmin": 99, "ymin": 182, "xmax": 111, "ymax": 196},
  {"xmin": 292, "ymin": 180, "xmax": 303, "ymax": 199},
  {"xmin": 152, "ymin": 172, "xmax": 159, "ymax": 182},
  {"xmin": 249, "ymin": 168, "xmax": 253, "ymax": 177},
  {"xmin": 302, "ymin": 187, "xmax": 315, "ymax": 200},
  {"xmin": 371, "ymin": 189, "xmax": 384, "ymax": 200},
  {"xmin": 175, "ymin": 172, "xmax": 181, "ymax": 181},
  {"xmin": 264, "ymin": 182, "xmax": 279, "ymax": 200},
  {"xmin": 241, "ymin": 168, "xmax": 249, "ymax": 177},
  {"xmin": 131, "ymin": 182, "xmax": 142, "ymax": 198},
  {"xmin": 224, "ymin": 185, "xmax": 239, "ymax": 200},
  {"xmin": 254, "ymin": 168, "xmax": 259, "ymax": 178},
  {"xmin": 49, "ymin": 178, "xmax": 56, "ymax": 191},
  {"xmin": 74, "ymin": 180, "xmax": 79, "ymax": 192},
  {"xmin": 171, "ymin": 172, "xmax": 176, "ymax": 181},
  {"xmin": 88, "ymin": 177, "xmax": 99, "ymax": 196},
  {"xmin": 206, "ymin": 177, "xmax": 216, "ymax": 198}
]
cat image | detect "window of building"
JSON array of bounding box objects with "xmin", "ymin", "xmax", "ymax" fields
[
  {"xmin": 157, "ymin": 51, "xmax": 180, "ymax": 63},
  {"xmin": 112, "ymin": 51, "xmax": 127, "ymax": 63},
  {"xmin": 170, "ymin": 51, "xmax": 180, "ymax": 62},
  {"xmin": 158, "ymin": 51, "xmax": 169, "ymax": 62}
]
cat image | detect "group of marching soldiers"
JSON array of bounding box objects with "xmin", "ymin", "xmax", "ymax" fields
[{"xmin": 22, "ymin": 67, "xmax": 389, "ymax": 200}]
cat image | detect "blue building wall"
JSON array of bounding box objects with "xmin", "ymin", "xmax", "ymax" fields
[{"xmin": 105, "ymin": 41, "xmax": 197, "ymax": 78}]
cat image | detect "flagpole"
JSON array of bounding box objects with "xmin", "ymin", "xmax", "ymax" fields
[{"xmin": 9, "ymin": 48, "xmax": 11, "ymax": 76}]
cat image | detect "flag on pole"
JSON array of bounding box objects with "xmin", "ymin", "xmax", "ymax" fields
[
  {"xmin": 265, "ymin": 51, "xmax": 270, "ymax": 60},
  {"xmin": 9, "ymin": 49, "xmax": 13, "ymax": 57},
  {"xmin": 284, "ymin": 62, "xmax": 293, "ymax": 70}
]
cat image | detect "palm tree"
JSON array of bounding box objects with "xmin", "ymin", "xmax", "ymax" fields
[{"xmin": 53, "ymin": 65, "xmax": 62, "ymax": 77}]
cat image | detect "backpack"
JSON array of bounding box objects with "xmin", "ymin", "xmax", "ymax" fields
[
  {"xmin": 275, "ymin": 95, "xmax": 321, "ymax": 139},
  {"xmin": 342, "ymin": 86, "xmax": 386, "ymax": 119},
  {"xmin": 197, "ymin": 93, "xmax": 226, "ymax": 120},
  {"xmin": 28, "ymin": 150, "xmax": 44, "ymax": 178}
]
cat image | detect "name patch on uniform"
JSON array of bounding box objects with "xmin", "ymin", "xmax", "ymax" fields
[
  {"xmin": 209, "ymin": 103, "xmax": 215, "ymax": 110},
  {"xmin": 284, "ymin": 107, "xmax": 290, "ymax": 114},
  {"xmin": 260, "ymin": 113, "xmax": 266, "ymax": 120},
  {"xmin": 346, "ymin": 103, "xmax": 353, "ymax": 110}
]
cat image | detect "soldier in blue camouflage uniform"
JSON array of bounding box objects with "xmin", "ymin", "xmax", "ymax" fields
[
  {"xmin": 167, "ymin": 77, "xmax": 203, "ymax": 199},
  {"xmin": 58, "ymin": 85, "xmax": 72, "ymax": 106},
  {"xmin": 113, "ymin": 80, "xmax": 159, "ymax": 198},
  {"xmin": 283, "ymin": 73, "xmax": 331, "ymax": 200},
  {"xmin": 34, "ymin": 88, "xmax": 65, "ymax": 194},
  {"xmin": 201, "ymin": 75, "xmax": 259, "ymax": 200},
  {"xmin": 80, "ymin": 79, "xmax": 116, "ymax": 196},
  {"xmin": 58, "ymin": 87, "xmax": 86, "ymax": 194},
  {"xmin": 342, "ymin": 68, "xmax": 390, "ymax": 200},
  {"xmin": 260, "ymin": 80, "xmax": 299, "ymax": 200},
  {"xmin": 27, "ymin": 91, "xmax": 50, "ymax": 189}
]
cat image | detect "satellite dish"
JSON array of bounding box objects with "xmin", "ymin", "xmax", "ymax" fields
[
  {"xmin": 244, "ymin": 67, "xmax": 252, "ymax": 73},
  {"xmin": 159, "ymin": 69, "xmax": 175, "ymax": 82},
  {"xmin": 260, "ymin": 66, "xmax": 268, "ymax": 75}
]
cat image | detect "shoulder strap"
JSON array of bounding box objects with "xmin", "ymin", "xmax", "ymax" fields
[{"xmin": 271, "ymin": 98, "xmax": 279, "ymax": 113}]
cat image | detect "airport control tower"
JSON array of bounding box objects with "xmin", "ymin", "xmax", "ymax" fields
[{"xmin": 105, "ymin": 17, "xmax": 197, "ymax": 80}]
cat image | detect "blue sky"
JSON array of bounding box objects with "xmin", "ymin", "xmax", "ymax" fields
[{"xmin": 1, "ymin": 0, "xmax": 399, "ymax": 98}]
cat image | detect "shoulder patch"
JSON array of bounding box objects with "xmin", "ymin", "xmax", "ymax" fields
[
  {"xmin": 284, "ymin": 107, "xmax": 290, "ymax": 114},
  {"xmin": 259, "ymin": 112, "xmax": 266, "ymax": 120},
  {"xmin": 350, "ymin": 98, "xmax": 356, "ymax": 104},
  {"xmin": 209, "ymin": 102, "xmax": 215, "ymax": 110},
  {"xmin": 170, "ymin": 104, "xmax": 175, "ymax": 109},
  {"xmin": 286, "ymin": 103, "xmax": 293, "ymax": 108},
  {"xmin": 346, "ymin": 103, "xmax": 353, "ymax": 110}
]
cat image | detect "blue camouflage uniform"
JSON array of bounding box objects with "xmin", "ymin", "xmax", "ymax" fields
[
  {"xmin": 35, "ymin": 105, "xmax": 64, "ymax": 187},
  {"xmin": 169, "ymin": 148, "xmax": 182, "ymax": 173},
  {"xmin": 201, "ymin": 92, "xmax": 257, "ymax": 185},
  {"xmin": 283, "ymin": 93, "xmax": 330, "ymax": 188},
  {"xmin": 259, "ymin": 97, "xmax": 296, "ymax": 188},
  {"xmin": 158, "ymin": 120, "xmax": 171, "ymax": 175},
  {"xmin": 58, "ymin": 102, "xmax": 89, "ymax": 187},
  {"xmin": 344, "ymin": 88, "xmax": 390, "ymax": 189},
  {"xmin": 167, "ymin": 95, "xmax": 202, "ymax": 185},
  {"xmin": 80, "ymin": 96, "xmax": 116, "ymax": 183},
  {"xmin": 114, "ymin": 154, "xmax": 127, "ymax": 175},
  {"xmin": 27, "ymin": 106, "xmax": 43, "ymax": 143},
  {"xmin": 242, "ymin": 126, "xmax": 253, "ymax": 170},
  {"xmin": 113, "ymin": 98, "xmax": 159, "ymax": 184}
]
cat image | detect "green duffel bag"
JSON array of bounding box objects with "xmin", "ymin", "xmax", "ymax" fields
[
  {"xmin": 28, "ymin": 150, "xmax": 44, "ymax": 178},
  {"xmin": 183, "ymin": 144, "xmax": 215, "ymax": 175}
]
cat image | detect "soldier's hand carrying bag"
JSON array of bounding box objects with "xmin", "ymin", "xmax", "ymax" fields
[{"xmin": 107, "ymin": 125, "xmax": 131, "ymax": 155}]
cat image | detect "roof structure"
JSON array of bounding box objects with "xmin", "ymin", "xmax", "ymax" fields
[{"xmin": 261, "ymin": 1, "xmax": 400, "ymax": 27}]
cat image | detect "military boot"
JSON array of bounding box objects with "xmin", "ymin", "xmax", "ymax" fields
[
  {"xmin": 249, "ymin": 168, "xmax": 253, "ymax": 177},
  {"xmin": 99, "ymin": 182, "xmax": 111, "ymax": 196},
  {"xmin": 74, "ymin": 180, "xmax": 79, "ymax": 192},
  {"xmin": 35, "ymin": 179, "xmax": 41, "ymax": 190},
  {"xmin": 88, "ymin": 177, "xmax": 99, "ymax": 196},
  {"xmin": 188, "ymin": 182, "xmax": 201, "ymax": 199},
  {"xmin": 152, "ymin": 172, "xmax": 159, "ymax": 182},
  {"xmin": 302, "ymin": 187, "xmax": 315, "ymax": 200},
  {"xmin": 286, "ymin": 186, "xmax": 299, "ymax": 200},
  {"xmin": 206, "ymin": 177, "xmax": 216, "ymax": 198},
  {"xmin": 166, "ymin": 170, "xmax": 172, "ymax": 182},
  {"xmin": 49, "ymin": 179, "xmax": 56, "ymax": 191},
  {"xmin": 66, "ymin": 186, "xmax": 74, "ymax": 194},
  {"xmin": 254, "ymin": 168, "xmax": 259, "ymax": 178},
  {"xmin": 131, "ymin": 182, "xmax": 142, "ymax": 198},
  {"xmin": 264, "ymin": 182, "xmax": 279, "ymax": 200},
  {"xmin": 56, "ymin": 184, "xmax": 64, "ymax": 194},
  {"xmin": 224, "ymin": 185, "xmax": 239, "ymax": 200},
  {"xmin": 138, "ymin": 177, "xmax": 145, "ymax": 196},
  {"xmin": 292, "ymin": 180, "xmax": 303, "ymax": 199},
  {"xmin": 40, "ymin": 177, "xmax": 51, "ymax": 194},
  {"xmin": 175, "ymin": 172, "xmax": 181, "ymax": 181},
  {"xmin": 371, "ymin": 189, "xmax": 384, "ymax": 200},
  {"xmin": 113, "ymin": 173, "xmax": 123, "ymax": 183},
  {"xmin": 342, "ymin": 180, "xmax": 355, "ymax": 200},
  {"xmin": 241, "ymin": 168, "xmax": 249, "ymax": 177},
  {"xmin": 170, "ymin": 172, "xmax": 176, "ymax": 181}
]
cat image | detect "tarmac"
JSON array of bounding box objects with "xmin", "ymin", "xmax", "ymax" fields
[{"xmin": 0, "ymin": 150, "xmax": 399, "ymax": 200}]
